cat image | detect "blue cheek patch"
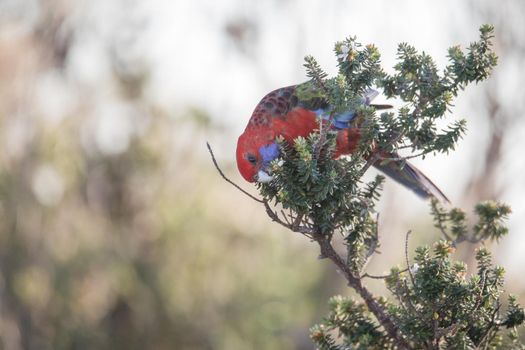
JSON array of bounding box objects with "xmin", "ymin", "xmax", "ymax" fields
[{"xmin": 259, "ymin": 142, "xmax": 280, "ymax": 164}]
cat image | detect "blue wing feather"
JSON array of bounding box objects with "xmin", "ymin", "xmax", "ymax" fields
[{"xmin": 313, "ymin": 88, "xmax": 379, "ymax": 129}]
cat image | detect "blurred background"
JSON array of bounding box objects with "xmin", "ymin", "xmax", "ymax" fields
[{"xmin": 0, "ymin": 0, "xmax": 524, "ymax": 349}]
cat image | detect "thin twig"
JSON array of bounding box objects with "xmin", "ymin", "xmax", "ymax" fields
[
  {"xmin": 405, "ymin": 230, "xmax": 416, "ymax": 287},
  {"xmin": 292, "ymin": 212, "xmax": 304, "ymax": 231},
  {"xmin": 313, "ymin": 110, "xmax": 335, "ymax": 163},
  {"xmin": 206, "ymin": 142, "xmax": 264, "ymax": 203},
  {"xmin": 263, "ymin": 201, "xmax": 314, "ymax": 237},
  {"xmin": 280, "ymin": 210, "xmax": 291, "ymax": 225},
  {"xmin": 478, "ymin": 300, "xmax": 502, "ymax": 348},
  {"xmin": 360, "ymin": 213, "xmax": 380, "ymax": 274},
  {"xmin": 357, "ymin": 132, "xmax": 405, "ymax": 178},
  {"xmin": 361, "ymin": 269, "xmax": 409, "ymax": 280},
  {"xmin": 434, "ymin": 324, "xmax": 460, "ymax": 340},
  {"xmin": 432, "ymin": 204, "xmax": 454, "ymax": 242},
  {"xmin": 453, "ymin": 234, "xmax": 483, "ymax": 246},
  {"xmin": 359, "ymin": 151, "xmax": 381, "ymax": 177},
  {"xmin": 376, "ymin": 151, "xmax": 431, "ymax": 162},
  {"xmin": 441, "ymin": 230, "xmax": 454, "ymax": 243}
]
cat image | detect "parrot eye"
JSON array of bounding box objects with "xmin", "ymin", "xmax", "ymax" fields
[{"xmin": 246, "ymin": 153, "xmax": 257, "ymax": 165}]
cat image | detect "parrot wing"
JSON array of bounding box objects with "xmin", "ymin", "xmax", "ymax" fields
[
  {"xmin": 373, "ymin": 154, "xmax": 450, "ymax": 203},
  {"xmin": 249, "ymin": 82, "xmax": 327, "ymax": 124},
  {"xmin": 248, "ymin": 81, "xmax": 392, "ymax": 130}
]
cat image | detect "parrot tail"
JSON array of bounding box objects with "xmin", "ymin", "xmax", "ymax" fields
[{"xmin": 373, "ymin": 154, "xmax": 450, "ymax": 203}]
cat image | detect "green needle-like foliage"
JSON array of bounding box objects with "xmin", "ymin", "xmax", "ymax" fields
[
  {"xmin": 248, "ymin": 25, "xmax": 523, "ymax": 349},
  {"xmin": 310, "ymin": 296, "xmax": 393, "ymax": 350},
  {"xmin": 385, "ymin": 244, "xmax": 521, "ymax": 349}
]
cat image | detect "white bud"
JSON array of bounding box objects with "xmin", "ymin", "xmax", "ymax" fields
[{"xmin": 410, "ymin": 263, "xmax": 420, "ymax": 273}]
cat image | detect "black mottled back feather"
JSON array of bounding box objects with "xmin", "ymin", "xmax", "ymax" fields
[{"xmin": 248, "ymin": 82, "xmax": 329, "ymax": 127}]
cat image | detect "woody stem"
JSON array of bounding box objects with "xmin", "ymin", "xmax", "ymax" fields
[{"xmin": 313, "ymin": 231, "xmax": 412, "ymax": 349}]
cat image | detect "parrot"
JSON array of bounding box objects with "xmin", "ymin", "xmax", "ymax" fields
[{"xmin": 236, "ymin": 81, "xmax": 449, "ymax": 202}]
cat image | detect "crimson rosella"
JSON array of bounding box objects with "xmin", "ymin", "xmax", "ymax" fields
[{"xmin": 236, "ymin": 82, "xmax": 448, "ymax": 202}]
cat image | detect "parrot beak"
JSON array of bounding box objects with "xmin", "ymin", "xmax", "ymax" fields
[
  {"xmin": 255, "ymin": 142, "xmax": 279, "ymax": 183},
  {"xmin": 256, "ymin": 170, "xmax": 273, "ymax": 183}
]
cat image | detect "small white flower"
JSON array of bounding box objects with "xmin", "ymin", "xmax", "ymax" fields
[
  {"xmin": 337, "ymin": 43, "xmax": 350, "ymax": 61},
  {"xmin": 410, "ymin": 263, "xmax": 420, "ymax": 273}
]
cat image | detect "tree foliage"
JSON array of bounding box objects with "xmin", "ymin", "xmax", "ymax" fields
[{"xmin": 250, "ymin": 25, "xmax": 523, "ymax": 349}]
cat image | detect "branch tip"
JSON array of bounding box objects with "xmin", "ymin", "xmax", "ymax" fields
[{"xmin": 206, "ymin": 142, "xmax": 264, "ymax": 203}]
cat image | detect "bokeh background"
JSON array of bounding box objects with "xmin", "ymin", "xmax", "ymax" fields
[{"xmin": 0, "ymin": 0, "xmax": 524, "ymax": 349}]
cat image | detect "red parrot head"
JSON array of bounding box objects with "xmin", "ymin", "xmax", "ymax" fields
[{"xmin": 236, "ymin": 128, "xmax": 279, "ymax": 183}]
